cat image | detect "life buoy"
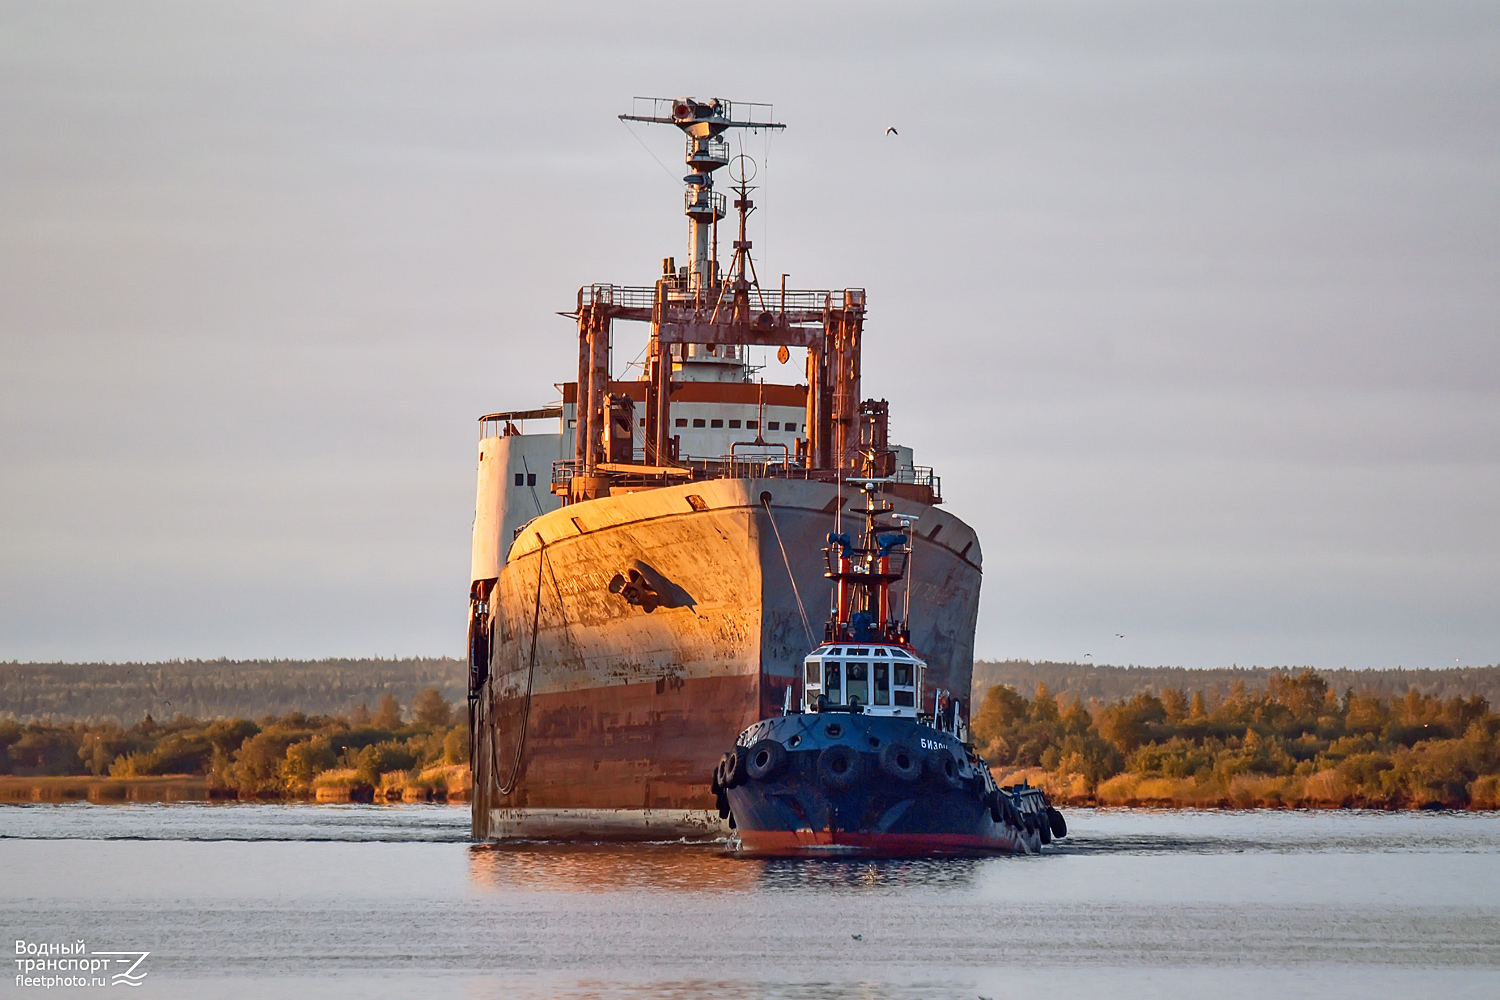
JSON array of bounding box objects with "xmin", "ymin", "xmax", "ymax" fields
[
  {"xmin": 986, "ymin": 789, "xmax": 1003, "ymax": 823},
  {"xmin": 746, "ymin": 739, "xmax": 788, "ymax": 781},
  {"xmin": 879, "ymin": 742, "xmax": 921, "ymax": 783},
  {"xmin": 1047, "ymin": 806, "xmax": 1067, "ymax": 839},
  {"xmin": 817, "ymin": 745, "xmax": 862, "ymax": 790}
]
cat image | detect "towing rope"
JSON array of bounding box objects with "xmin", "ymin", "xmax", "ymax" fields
[{"xmin": 762, "ymin": 495, "xmax": 813, "ymax": 646}]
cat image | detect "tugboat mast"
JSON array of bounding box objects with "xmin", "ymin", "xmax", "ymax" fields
[{"xmin": 824, "ymin": 480, "xmax": 915, "ymax": 646}]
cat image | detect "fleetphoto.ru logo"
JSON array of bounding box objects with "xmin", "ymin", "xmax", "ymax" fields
[{"xmin": 15, "ymin": 940, "xmax": 150, "ymax": 989}]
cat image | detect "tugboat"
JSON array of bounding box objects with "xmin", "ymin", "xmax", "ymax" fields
[{"xmin": 713, "ymin": 479, "xmax": 1068, "ymax": 857}]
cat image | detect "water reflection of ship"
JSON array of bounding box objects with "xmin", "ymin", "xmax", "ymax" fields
[
  {"xmin": 468, "ymin": 96, "xmax": 983, "ymax": 841},
  {"xmin": 465, "ymin": 844, "xmax": 984, "ymax": 894},
  {"xmin": 467, "ymin": 843, "xmax": 761, "ymax": 893}
]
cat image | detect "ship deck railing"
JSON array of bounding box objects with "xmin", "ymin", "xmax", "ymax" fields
[
  {"xmin": 580, "ymin": 283, "xmax": 863, "ymax": 316},
  {"xmin": 550, "ymin": 458, "xmax": 940, "ymax": 503}
]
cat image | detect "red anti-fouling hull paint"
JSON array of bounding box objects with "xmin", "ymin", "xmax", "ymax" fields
[{"xmin": 733, "ymin": 829, "xmax": 1028, "ymax": 858}]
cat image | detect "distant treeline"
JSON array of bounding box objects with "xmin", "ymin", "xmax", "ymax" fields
[
  {"xmin": 0, "ymin": 690, "xmax": 470, "ymax": 801},
  {"xmin": 0, "ymin": 658, "xmax": 466, "ymax": 723},
  {"xmin": 972, "ymin": 660, "xmax": 1500, "ymax": 709},
  {"xmin": 974, "ymin": 670, "xmax": 1500, "ymax": 809}
]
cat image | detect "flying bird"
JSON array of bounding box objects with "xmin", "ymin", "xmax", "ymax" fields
[
  {"xmin": 851, "ymin": 933, "xmax": 863, "ymax": 941},
  {"xmin": 1115, "ymin": 633, "xmax": 1125, "ymax": 638},
  {"xmin": 885, "ymin": 126, "xmax": 898, "ymax": 135}
]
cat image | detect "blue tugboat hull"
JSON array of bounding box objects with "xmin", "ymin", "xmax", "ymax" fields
[{"xmin": 719, "ymin": 713, "xmax": 1050, "ymax": 858}]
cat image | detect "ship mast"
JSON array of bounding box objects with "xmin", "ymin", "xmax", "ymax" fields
[
  {"xmin": 565, "ymin": 98, "xmax": 877, "ymax": 500},
  {"xmin": 619, "ymin": 98, "xmax": 783, "ymax": 304}
]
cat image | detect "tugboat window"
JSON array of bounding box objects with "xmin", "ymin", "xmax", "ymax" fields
[
  {"xmin": 692, "ymin": 419, "xmax": 706, "ymax": 428},
  {"xmin": 873, "ymin": 648, "xmax": 888, "ymax": 656},
  {"xmin": 894, "ymin": 663, "xmax": 912, "ymax": 686},
  {"xmin": 805, "ymin": 662, "xmax": 820, "ymax": 686},
  {"xmin": 846, "ymin": 663, "xmax": 868, "ymax": 705},
  {"xmin": 824, "ymin": 662, "xmax": 842, "ymax": 703},
  {"xmin": 894, "ymin": 689, "xmax": 915, "ymax": 707},
  {"xmin": 873, "ymin": 664, "xmax": 890, "ymax": 705}
]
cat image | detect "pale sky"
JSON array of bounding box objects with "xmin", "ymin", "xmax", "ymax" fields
[{"xmin": 2, "ymin": 1, "xmax": 1497, "ymax": 668}]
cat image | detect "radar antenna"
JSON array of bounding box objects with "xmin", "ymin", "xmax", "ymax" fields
[{"xmin": 619, "ymin": 98, "xmax": 784, "ymax": 305}]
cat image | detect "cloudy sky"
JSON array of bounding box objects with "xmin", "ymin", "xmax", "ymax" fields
[{"xmin": 2, "ymin": 1, "xmax": 1496, "ymax": 668}]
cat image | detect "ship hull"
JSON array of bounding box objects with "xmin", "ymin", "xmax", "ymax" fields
[
  {"xmin": 720, "ymin": 713, "xmax": 1039, "ymax": 858},
  {"xmin": 471, "ymin": 477, "xmax": 982, "ymax": 840}
]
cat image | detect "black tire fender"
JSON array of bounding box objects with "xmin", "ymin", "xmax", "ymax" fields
[
  {"xmin": 723, "ymin": 747, "xmax": 747, "ymax": 789},
  {"xmin": 817, "ymin": 744, "xmax": 862, "ymax": 790},
  {"xmin": 1048, "ymin": 806, "xmax": 1067, "ymax": 839},
  {"xmin": 923, "ymin": 749, "xmax": 963, "ymax": 790},
  {"xmin": 986, "ymin": 789, "xmax": 1003, "ymax": 824},
  {"xmin": 878, "ymin": 742, "xmax": 921, "ymax": 783},
  {"xmin": 745, "ymin": 739, "xmax": 788, "ymax": 782}
]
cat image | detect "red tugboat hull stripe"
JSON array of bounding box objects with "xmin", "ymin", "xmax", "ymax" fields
[{"xmin": 733, "ymin": 828, "xmax": 1028, "ymax": 857}]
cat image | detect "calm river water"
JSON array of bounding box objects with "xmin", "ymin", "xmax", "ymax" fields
[{"xmin": 2, "ymin": 805, "xmax": 1497, "ymax": 999}]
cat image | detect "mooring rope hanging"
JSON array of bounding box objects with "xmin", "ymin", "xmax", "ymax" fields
[
  {"xmin": 491, "ymin": 535, "xmax": 547, "ymax": 798},
  {"xmin": 762, "ymin": 496, "xmax": 813, "ymax": 646}
]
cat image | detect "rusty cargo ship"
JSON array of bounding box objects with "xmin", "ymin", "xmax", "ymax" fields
[{"xmin": 468, "ymin": 97, "xmax": 982, "ymax": 841}]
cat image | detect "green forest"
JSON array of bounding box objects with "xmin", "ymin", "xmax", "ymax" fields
[
  {"xmin": 973, "ymin": 670, "xmax": 1500, "ymax": 809},
  {"xmin": 0, "ymin": 689, "xmax": 470, "ymax": 801}
]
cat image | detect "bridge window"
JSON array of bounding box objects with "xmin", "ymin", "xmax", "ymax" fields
[
  {"xmin": 728, "ymin": 419, "xmax": 741, "ymax": 428},
  {"xmin": 892, "ymin": 661, "xmax": 918, "ymax": 708},
  {"xmin": 767, "ymin": 421, "xmax": 780, "ymax": 430},
  {"xmin": 824, "ymin": 662, "xmax": 842, "ymax": 703},
  {"xmin": 786, "ymin": 423, "xmax": 798, "ymax": 432},
  {"xmin": 746, "ymin": 419, "xmax": 758, "ymax": 429},
  {"xmin": 693, "ymin": 419, "xmax": 706, "ymax": 428},
  {"xmin": 710, "ymin": 419, "xmax": 723, "ymax": 428},
  {"xmin": 514, "ymin": 473, "xmax": 524, "ymax": 486},
  {"xmin": 873, "ymin": 664, "xmax": 890, "ymax": 705},
  {"xmin": 675, "ymin": 418, "xmax": 687, "ymax": 427},
  {"xmin": 846, "ymin": 663, "xmax": 868, "ymax": 706}
]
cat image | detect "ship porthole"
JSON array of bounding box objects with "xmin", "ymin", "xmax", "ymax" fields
[{"xmin": 788, "ymin": 735, "xmax": 801, "ymax": 748}]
